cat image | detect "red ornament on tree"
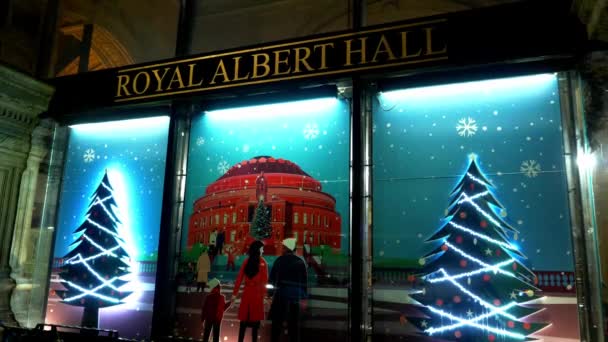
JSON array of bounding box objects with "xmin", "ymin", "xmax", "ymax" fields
[
  {"xmin": 512, "ymin": 262, "xmax": 518, "ymax": 271},
  {"xmin": 495, "ymin": 249, "xmax": 502, "ymax": 256},
  {"xmin": 483, "ymin": 274, "xmax": 491, "ymax": 282},
  {"xmin": 453, "ymin": 295, "xmax": 461, "ymax": 303},
  {"xmin": 523, "ymin": 323, "xmax": 531, "ymax": 330},
  {"xmin": 470, "ymin": 183, "xmax": 475, "ymax": 190},
  {"xmin": 441, "ymin": 244, "xmax": 448, "ymax": 251},
  {"xmin": 480, "ymin": 220, "xmax": 487, "ymax": 228},
  {"xmin": 436, "ymin": 299, "xmax": 444, "ymax": 306},
  {"xmin": 455, "ymin": 331, "xmax": 462, "ymax": 338},
  {"xmin": 459, "ymin": 212, "xmax": 467, "ymax": 219},
  {"xmin": 456, "ymin": 236, "xmax": 463, "ymax": 244},
  {"xmin": 493, "ymin": 299, "xmax": 501, "ymax": 306},
  {"xmin": 488, "ymin": 334, "xmax": 496, "ymax": 341},
  {"xmin": 459, "ymin": 259, "xmax": 468, "ymax": 268},
  {"xmin": 507, "ymin": 321, "xmax": 515, "ymax": 328}
]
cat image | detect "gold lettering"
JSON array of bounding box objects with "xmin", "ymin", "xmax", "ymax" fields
[
  {"xmin": 167, "ymin": 67, "xmax": 185, "ymax": 90},
  {"xmin": 425, "ymin": 27, "xmax": 447, "ymax": 55},
  {"xmin": 187, "ymin": 63, "xmax": 204, "ymax": 87},
  {"xmin": 294, "ymin": 47, "xmax": 314, "ymax": 73},
  {"xmin": 116, "ymin": 75, "xmax": 131, "ymax": 97},
  {"xmin": 132, "ymin": 71, "xmax": 151, "ymax": 95},
  {"xmin": 151, "ymin": 68, "xmax": 171, "ymax": 92},
  {"xmin": 210, "ymin": 59, "xmax": 231, "ymax": 84},
  {"xmin": 344, "ymin": 37, "xmax": 367, "ymax": 66},
  {"xmin": 313, "ymin": 43, "xmax": 334, "ymax": 70},
  {"xmin": 400, "ymin": 31, "xmax": 422, "ymax": 58},
  {"xmin": 273, "ymin": 49, "xmax": 291, "ymax": 76},
  {"xmin": 252, "ymin": 53, "xmax": 270, "ymax": 79},
  {"xmin": 371, "ymin": 34, "xmax": 397, "ymax": 62},
  {"xmin": 233, "ymin": 56, "xmax": 250, "ymax": 81}
]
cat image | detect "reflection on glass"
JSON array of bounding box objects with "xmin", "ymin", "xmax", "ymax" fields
[
  {"xmin": 177, "ymin": 97, "xmax": 351, "ymax": 340},
  {"xmin": 192, "ymin": 0, "xmax": 348, "ymax": 53},
  {"xmin": 45, "ymin": 116, "xmax": 170, "ymax": 339},
  {"xmin": 372, "ymin": 74, "xmax": 580, "ymax": 341}
]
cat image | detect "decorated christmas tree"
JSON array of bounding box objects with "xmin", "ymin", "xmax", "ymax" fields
[
  {"xmin": 407, "ymin": 155, "xmax": 548, "ymax": 341},
  {"xmin": 56, "ymin": 171, "xmax": 133, "ymax": 328},
  {"xmin": 250, "ymin": 198, "xmax": 271, "ymax": 239}
]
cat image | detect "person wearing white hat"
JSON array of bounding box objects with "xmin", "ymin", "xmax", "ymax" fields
[
  {"xmin": 268, "ymin": 237, "xmax": 308, "ymax": 342},
  {"xmin": 201, "ymin": 278, "xmax": 230, "ymax": 342}
]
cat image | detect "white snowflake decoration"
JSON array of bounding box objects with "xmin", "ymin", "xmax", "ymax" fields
[
  {"xmin": 217, "ymin": 160, "xmax": 230, "ymax": 174},
  {"xmin": 303, "ymin": 122, "xmax": 319, "ymax": 140},
  {"xmin": 83, "ymin": 149, "xmax": 96, "ymax": 163},
  {"xmin": 196, "ymin": 137, "xmax": 205, "ymax": 146},
  {"xmin": 520, "ymin": 160, "xmax": 541, "ymax": 178},
  {"xmin": 456, "ymin": 117, "xmax": 478, "ymax": 137}
]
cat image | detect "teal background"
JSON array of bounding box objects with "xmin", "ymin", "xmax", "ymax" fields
[
  {"xmin": 372, "ymin": 74, "xmax": 574, "ymax": 271},
  {"xmin": 183, "ymin": 97, "xmax": 351, "ymax": 252}
]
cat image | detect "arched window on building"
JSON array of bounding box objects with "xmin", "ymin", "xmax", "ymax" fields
[
  {"xmin": 232, "ymin": 212, "xmax": 237, "ymax": 223},
  {"xmin": 223, "ymin": 213, "xmax": 228, "ymax": 224},
  {"xmin": 324, "ymin": 215, "xmax": 328, "ymax": 227},
  {"xmin": 303, "ymin": 213, "xmax": 308, "ymax": 225},
  {"xmin": 230, "ymin": 230, "xmax": 236, "ymax": 242},
  {"xmin": 294, "ymin": 212, "xmax": 299, "ymax": 224},
  {"xmin": 215, "ymin": 214, "xmax": 220, "ymax": 225},
  {"xmin": 311, "ymin": 214, "xmax": 315, "ymax": 226}
]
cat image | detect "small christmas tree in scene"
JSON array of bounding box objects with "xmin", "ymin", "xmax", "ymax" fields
[
  {"xmin": 250, "ymin": 198, "xmax": 271, "ymax": 239},
  {"xmin": 407, "ymin": 155, "xmax": 548, "ymax": 341},
  {"xmin": 56, "ymin": 171, "xmax": 133, "ymax": 328}
]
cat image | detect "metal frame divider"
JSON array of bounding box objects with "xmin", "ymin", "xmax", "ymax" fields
[{"xmin": 559, "ymin": 71, "xmax": 605, "ymax": 342}]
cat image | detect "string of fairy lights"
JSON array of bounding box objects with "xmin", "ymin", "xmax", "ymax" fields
[
  {"xmin": 61, "ymin": 178, "xmax": 131, "ymax": 304},
  {"xmin": 419, "ymin": 168, "xmax": 545, "ymax": 340}
]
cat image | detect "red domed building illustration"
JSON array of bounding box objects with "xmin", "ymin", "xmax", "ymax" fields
[{"xmin": 186, "ymin": 156, "xmax": 341, "ymax": 255}]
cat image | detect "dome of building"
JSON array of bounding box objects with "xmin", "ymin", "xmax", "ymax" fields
[{"xmin": 187, "ymin": 156, "xmax": 341, "ymax": 256}]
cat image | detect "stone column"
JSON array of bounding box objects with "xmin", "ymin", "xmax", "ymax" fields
[{"xmin": 0, "ymin": 65, "xmax": 53, "ymax": 325}]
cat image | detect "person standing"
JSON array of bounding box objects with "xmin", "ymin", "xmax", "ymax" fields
[
  {"xmin": 217, "ymin": 228, "xmax": 226, "ymax": 255},
  {"xmin": 201, "ymin": 278, "xmax": 231, "ymax": 342},
  {"xmin": 209, "ymin": 229, "xmax": 218, "ymax": 248},
  {"xmin": 226, "ymin": 245, "xmax": 236, "ymax": 271},
  {"xmin": 269, "ymin": 238, "xmax": 308, "ymax": 342},
  {"xmin": 232, "ymin": 240, "xmax": 268, "ymax": 342},
  {"xmin": 196, "ymin": 248, "xmax": 212, "ymax": 293}
]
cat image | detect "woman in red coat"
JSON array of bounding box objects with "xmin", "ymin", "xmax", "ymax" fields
[{"xmin": 232, "ymin": 240, "xmax": 268, "ymax": 342}]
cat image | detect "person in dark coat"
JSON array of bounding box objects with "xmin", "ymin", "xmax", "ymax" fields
[
  {"xmin": 216, "ymin": 228, "xmax": 226, "ymax": 255},
  {"xmin": 269, "ymin": 238, "xmax": 308, "ymax": 342},
  {"xmin": 201, "ymin": 278, "xmax": 231, "ymax": 342}
]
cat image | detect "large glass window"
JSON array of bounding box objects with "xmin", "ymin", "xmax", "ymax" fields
[
  {"xmin": 191, "ymin": 0, "xmax": 349, "ymax": 53},
  {"xmin": 54, "ymin": 0, "xmax": 179, "ymax": 76},
  {"xmin": 366, "ymin": 0, "xmax": 521, "ymax": 26},
  {"xmin": 45, "ymin": 116, "xmax": 170, "ymax": 339},
  {"xmin": 176, "ymin": 96, "xmax": 351, "ymax": 340},
  {"xmin": 372, "ymin": 74, "xmax": 580, "ymax": 341}
]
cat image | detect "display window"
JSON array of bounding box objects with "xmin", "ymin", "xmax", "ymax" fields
[
  {"xmin": 371, "ymin": 74, "xmax": 580, "ymax": 341},
  {"xmin": 45, "ymin": 116, "xmax": 170, "ymax": 339},
  {"xmin": 174, "ymin": 97, "xmax": 351, "ymax": 340}
]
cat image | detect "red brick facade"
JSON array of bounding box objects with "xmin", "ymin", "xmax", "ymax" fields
[{"xmin": 187, "ymin": 156, "xmax": 341, "ymax": 255}]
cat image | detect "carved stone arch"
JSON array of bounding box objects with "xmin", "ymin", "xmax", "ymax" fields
[{"xmin": 56, "ymin": 13, "xmax": 134, "ymax": 76}]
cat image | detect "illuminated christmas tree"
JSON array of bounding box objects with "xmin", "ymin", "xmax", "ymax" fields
[
  {"xmin": 56, "ymin": 171, "xmax": 133, "ymax": 328},
  {"xmin": 407, "ymin": 155, "xmax": 548, "ymax": 341},
  {"xmin": 251, "ymin": 198, "xmax": 271, "ymax": 239}
]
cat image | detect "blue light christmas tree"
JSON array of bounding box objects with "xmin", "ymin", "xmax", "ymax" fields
[
  {"xmin": 56, "ymin": 171, "xmax": 133, "ymax": 328},
  {"xmin": 407, "ymin": 156, "xmax": 549, "ymax": 341}
]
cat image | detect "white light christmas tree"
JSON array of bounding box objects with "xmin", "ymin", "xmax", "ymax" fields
[
  {"xmin": 56, "ymin": 171, "xmax": 133, "ymax": 328},
  {"xmin": 407, "ymin": 155, "xmax": 549, "ymax": 341}
]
